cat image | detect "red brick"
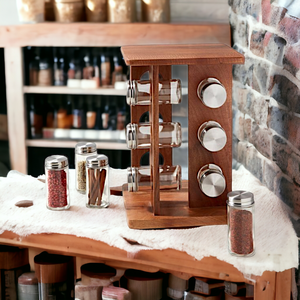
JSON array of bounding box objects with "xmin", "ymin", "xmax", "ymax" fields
[
  {"xmin": 288, "ymin": 115, "xmax": 300, "ymax": 150},
  {"xmin": 262, "ymin": 1, "xmax": 287, "ymax": 26},
  {"xmin": 251, "ymin": 124, "xmax": 272, "ymax": 159},
  {"xmin": 279, "ymin": 13, "xmax": 300, "ymax": 44},
  {"xmin": 287, "ymin": 153, "xmax": 300, "ymax": 187},
  {"xmin": 250, "ymin": 30, "xmax": 266, "ymax": 57},
  {"xmin": 283, "ymin": 44, "xmax": 300, "ymax": 78}
]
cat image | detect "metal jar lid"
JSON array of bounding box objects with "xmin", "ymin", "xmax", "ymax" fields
[
  {"xmin": 127, "ymin": 167, "xmax": 138, "ymax": 192},
  {"xmin": 227, "ymin": 190, "xmax": 254, "ymax": 207},
  {"xmin": 197, "ymin": 78, "xmax": 227, "ymax": 108},
  {"xmin": 75, "ymin": 142, "xmax": 97, "ymax": 154},
  {"xmin": 126, "ymin": 81, "xmax": 137, "ymax": 106},
  {"xmin": 126, "ymin": 123, "xmax": 138, "ymax": 149},
  {"xmin": 45, "ymin": 155, "xmax": 68, "ymax": 170},
  {"xmin": 197, "ymin": 164, "xmax": 226, "ymax": 197},
  {"xmin": 197, "ymin": 121, "xmax": 227, "ymax": 152},
  {"xmin": 86, "ymin": 154, "xmax": 108, "ymax": 168}
]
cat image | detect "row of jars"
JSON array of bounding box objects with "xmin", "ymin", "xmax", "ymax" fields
[{"xmin": 17, "ymin": 0, "xmax": 170, "ymax": 23}]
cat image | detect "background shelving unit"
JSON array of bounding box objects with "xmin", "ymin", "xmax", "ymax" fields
[{"xmin": 1, "ymin": 22, "xmax": 231, "ymax": 174}]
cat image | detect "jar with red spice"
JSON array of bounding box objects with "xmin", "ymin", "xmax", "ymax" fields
[
  {"xmin": 45, "ymin": 155, "xmax": 70, "ymax": 210},
  {"xmin": 227, "ymin": 191, "xmax": 255, "ymax": 257}
]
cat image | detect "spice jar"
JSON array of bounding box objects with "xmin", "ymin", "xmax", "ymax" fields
[
  {"xmin": 126, "ymin": 122, "xmax": 182, "ymax": 149},
  {"xmin": 127, "ymin": 165, "xmax": 181, "ymax": 192},
  {"xmin": 54, "ymin": 0, "xmax": 84, "ymax": 22},
  {"xmin": 75, "ymin": 142, "xmax": 97, "ymax": 193},
  {"xmin": 86, "ymin": 154, "xmax": 109, "ymax": 208},
  {"xmin": 45, "ymin": 155, "xmax": 70, "ymax": 210},
  {"xmin": 84, "ymin": 0, "xmax": 107, "ymax": 22},
  {"xmin": 127, "ymin": 79, "xmax": 182, "ymax": 106},
  {"xmin": 18, "ymin": 272, "xmax": 39, "ymax": 300},
  {"xmin": 227, "ymin": 191, "xmax": 255, "ymax": 257},
  {"xmin": 142, "ymin": 0, "xmax": 170, "ymax": 23},
  {"xmin": 108, "ymin": 0, "xmax": 136, "ymax": 23},
  {"xmin": 16, "ymin": 0, "xmax": 45, "ymax": 23}
]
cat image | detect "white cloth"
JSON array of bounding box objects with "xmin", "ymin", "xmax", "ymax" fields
[{"xmin": 0, "ymin": 166, "xmax": 298, "ymax": 277}]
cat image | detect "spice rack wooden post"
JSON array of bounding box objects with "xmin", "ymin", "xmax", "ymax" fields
[{"xmin": 121, "ymin": 44, "xmax": 244, "ymax": 229}]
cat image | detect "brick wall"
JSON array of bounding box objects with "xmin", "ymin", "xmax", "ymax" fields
[{"xmin": 229, "ymin": 0, "xmax": 300, "ymax": 235}]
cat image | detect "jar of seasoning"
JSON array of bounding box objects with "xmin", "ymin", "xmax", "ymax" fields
[
  {"xmin": 142, "ymin": 0, "xmax": 170, "ymax": 23},
  {"xmin": 84, "ymin": 0, "xmax": 107, "ymax": 22},
  {"xmin": 108, "ymin": 0, "xmax": 136, "ymax": 23},
  {"xmin": 75, "ymin": 142, "xmax": 97, "ymax": 193},
  {"xmin": 54, "ymin": 0, "xmax": 84, "ymax": 22},
  {"xmin": 227, "ymin": 191, "xmax": 255, "ymax": 257},
  {"xmin": 18, "ymin": 272, "xmax": 39, "ymax": 300},
  {"xmin": 45, "ymin": 155, "xmax": 70, "ymax": 210},
  {"xmin": 86, "ymin": 154, "xmax": 109, "ymax": 208},
  {"xmin": 16, "ymin": 0, "xmax": 45, "ymax": 23}
]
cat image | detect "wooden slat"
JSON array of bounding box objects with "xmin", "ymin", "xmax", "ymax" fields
[
  {"xmin": 0, "ymin": 231, "xmax": 248, "ymax": 283},
  {"xmin": 122, "ymin": 44, "xmax": 244, "ymax": 66},
  {"xmin": 23, "ymin": 86, "xmax": 126, "ymax": 96},
  {"xmin": 4, "ymin": 47, "xmax": 27, "ymax": 174},
  {"xmin": 0, "ymin": 23, "xmax": 231, "ymax": 47},
  {"xmin": 254, "ymin": 271, "xmax": 276, "ymax": 300},
  {"xmin": 275, "ymin": 269, "xmax": 292, "ymax": 300}
]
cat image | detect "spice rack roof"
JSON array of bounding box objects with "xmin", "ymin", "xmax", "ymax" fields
[{"xmin": 0, "ymin": 22, "xmax": 231, "ymax": 47}]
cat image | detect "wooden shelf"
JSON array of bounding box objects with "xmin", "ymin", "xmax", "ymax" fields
[
  {"xmin": 26, "ymin": 139, "xmax": 129, "ymax": 150},
  {"xmin": 23, "ymin": 86, "xmax": 127, "ymax": 96},
  {"xmin": 0, "ymin": 23, "xmax": 231, "ymax": 47}
]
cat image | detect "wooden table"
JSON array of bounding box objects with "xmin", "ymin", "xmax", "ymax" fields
[{"xmin": 0, "ymin": 231, "xmax": 292, "ymax": 300}]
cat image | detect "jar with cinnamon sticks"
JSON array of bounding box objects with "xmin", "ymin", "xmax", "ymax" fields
[
  {"xmin": 86, "ymin": 154, "xmax": 109, "ymax": 208},
  {"xmin": 227, "ymin": 191, "xmax": 255, "ymax": 257}
]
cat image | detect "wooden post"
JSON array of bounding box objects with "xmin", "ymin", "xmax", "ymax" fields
[
  {"xmin": 4, "ymin": 47, "xmax": 27, "ymax": 174},
  {"xmin": 150, "ymin": 65, "xmax": 160, "ymax": 215}
]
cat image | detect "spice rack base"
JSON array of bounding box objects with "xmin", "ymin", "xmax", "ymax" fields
[{"xmin": 122, "ymin": 181, "xmax": 227, "ymax": 229}]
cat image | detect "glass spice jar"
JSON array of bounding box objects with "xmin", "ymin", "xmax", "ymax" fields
[
  {"xmin": 227, "ymin": 190, "xmax": 255, "ymax": 257},
  {"xmin": 75, "ymin": 142, "xmax": 97, "ymax": 193},
  {"xmin": 45, "ymin": 155, "xmax": 70, "ymax": 210},
  {"xmin": 16, "ymin": 0, "xmax": 45, "ymax": 23},
  {"xmin": 127, "ymin": 79, "xmax": 182, "ymax": 106},
  {"xmin": 108, "ymin": 0, "xmax": 136, "ymax": 23},
  {"xmin": 86, "ymin": 154, "xmax": 109, "ymax": 208},
  {"xmin": 142, "ymin": 0, "xmax": 170, "ymax": 23},
  {"xmin": 54, "ymin": 0, "xmax": 84, "ymax": 22},
  {"xmin": 84, "ymin": 0, "xmax": 107, "ymax": 22}
]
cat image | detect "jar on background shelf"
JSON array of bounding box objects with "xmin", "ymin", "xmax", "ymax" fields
[
  {"xmin": 18, "ymin": 272, "xmax": 39, "ymax": 300},
  {"xmin": 16, "ymin": 0, "xmax": 45, "ymax": 23},
  {"xmin": 86, "ymin": 154, "xmax": 110, "ymax": 208},
  {"xmin": 227, "ymin": 191, "xmax": 255, "ymax": 257},
  {"xmin": 142, "ymin": 0, "xmax": 170, "ymax": 23},
  {"xmin": 108, "ymin": 0, "xmax": 136, "ymax": 23},
  {"xmin": 75, "ymin": 142, "xmax": 97, "ymax": 194},
  {"xmin": 54, "ymin": 0, "xmax": 84, "ymax": 22},
  {"xmin": 45, "ymin": 155, "xmax": 70, "ymax": 210},
  {"xmin": 84, "ymin": 0, "xmax": 107, "ymax": 22}
]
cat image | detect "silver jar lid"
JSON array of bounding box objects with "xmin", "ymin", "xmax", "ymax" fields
[
  {"xmin": 127, "ymin": 81, "xmax": 137, "ymax": 106},
  {"xmin": 75, "ymin": 142, "xmax": 97, "ymax": 154},
  {"xmin": 86, "ymin": 154, "xmax": 108, "ymax": 168},
  {"xmin": 197, "ymin": 121, "xmax": 227, "ymax": 152},
  {"xmin": 197, "ymin": 78, "xmax": 227, "ymax": 108},
  {"xmin": 227, "ymin": 190, "xmax": 254, "ymax": 207},
  {"xmin": 45, "ymin": 155, "xmax": 68, "ymax": 170},
  {"xmin": 197, "ymin": 164, "xmax": 226, "ymax": 197},
  {"xmin": 127, "ymin": 167, "xmax": 138, "ymax": 192},
  {"xmin": 126, "ymin": 123, "xmax": 138, "ymax": 149}
]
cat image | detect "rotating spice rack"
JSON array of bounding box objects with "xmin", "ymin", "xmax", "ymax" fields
[{"xmin": 121, "ymin": 44, "xmax": 244, "ymax": 229}]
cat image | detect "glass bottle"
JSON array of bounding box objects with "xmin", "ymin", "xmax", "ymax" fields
[
  {"xmin": 197, "ymin": 78, "xmax": 227, "ymax": 108},
  {"xmin": 112, "ymin": 49, "xmax": 124, "ymax": 86},
  {"xmin": 127, "ymin": 165, "xmax": 181, "ymax": 192},
  {"xmin": 45, "ymin": 155, "xmax": 70, "ymax": 210},
  {"xmin": 29, "ymin": 47, "xmax": 40, "ymax": 86},
  {"xmin": 86, "ymin": 95, "xmax": 97, "ymax": 129},
  {"xmin": 38, "ymin": 48, "xmax": 52, "ymax": 87},
  {"xmin": 75, "ymin": 142, "xmax": 97, "ymax": 194},
  {"xmin": 86, "ymin": 154, "xmax": 110, "ymax": 208},
  {"xmin": 197, "ymin": 164, "xmax": 226, "ymax": 197},
  {"xmin": 127, "ymin": 79, "xmax": 182, "ymax": 106},
  {"xmin": 67, "ymin": 47, "xmax": 82, "ymax": 88},
  {"xmin": 197, "ymin": 121, "xmax": 227, "ymax": 152},
  {"xmin": 28, "ymin": 95, "xmax": 43, "ymax": 138},
  {"xmin": 101, "ymin": 97, "xmax": 110, "ymax": 130},
  {"xmin": 126, "ymin": 122, "xmax": 182, "ymax": 149},
  {"xmin": 73, "ymin": 96, "xmax": 85, "ymax": 129},
  {"xmin": 100, "ymin": 48, "xmax": 111, "ymax": 87},
  {"xmin": 53, "ymin": 47, "xmax": 66, "ymax": 86},
  {"xmin": 227, "ymin": 190, "xmax": 255, "ymax": 257}
]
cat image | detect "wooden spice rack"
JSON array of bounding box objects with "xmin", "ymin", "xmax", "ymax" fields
[{"xmin": 121, "ymin": 44, "xmax": 244, "ymax": 229}]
